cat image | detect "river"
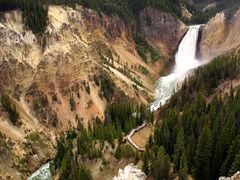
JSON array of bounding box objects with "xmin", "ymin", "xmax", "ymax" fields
[
  {"xmin": 115, "ymin": 25, "xmax": 203, "ymax": 180},
  {"xmin": 150, "ymin": 25, "xmax": 202, "ymax": 111},
  {"xmin": 28, "ymin": 25, "xmax": 203, "ymax": 180}
]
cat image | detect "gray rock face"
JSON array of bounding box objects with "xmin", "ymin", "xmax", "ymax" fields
[
  {"xmin": 199, "ymin": 8, "xmax": 240, "ymax": 61},
  {"xmin": 27, "ymin": 162, "xmax": 53, "ymax": 180},
  {"xmin": 219, "ymin": 171, "xmax": 240, "ymax": 180},
  {"xmin": 113, "ymin": 164, "xmax": 146, "ymax": 180},
  {"xmin": 139, "ymin": 7, "xmax": 188, "ymax": 58}
]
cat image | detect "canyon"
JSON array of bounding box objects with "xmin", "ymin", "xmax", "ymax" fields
[{"xmin": 0, "ymin": 2, "xmax": 240, "ymax": 180}]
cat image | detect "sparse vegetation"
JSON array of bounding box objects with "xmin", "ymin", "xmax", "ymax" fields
[
  {"xmin": 52, "ymin": 94, "xmax": 58, "ymax": 103},
  {"xmin": 25, "ymin": 132, "xmax": 40, "ymax": 142},
  {"xmin": 0, "ymin": 0, "xmax": 177, "ymax": 60},
  {"xmin": 135, "ymin": 36, "xmax": 161, "ymax": 63},
  {"xmin": 98, "ymin": 73, "xmax": 115, "ymax": 102},
  {"xmin": 184, "ymin": 0, "xmax": 240, "ymax": 24},
  {"xmin": 32, "ymin": 93, "xmax": 49, "ymax": 120},
  {"xmin": 69, "ymin": 94, "xmax": 76, "ymax": 111},
  {"xmin": 0, "ymin": 92, "xmax": 19, "ymax": 125},
  {"xmin": 55, "ymin": 133, "xmax": 93, "ymax": 180},
  {"xmin": 115, "ymin": 144, "xmax": 138, "ymax": 159},
  {"xmin": 117, "ymin": 66, "xmax": 144, "ymax": 88},
  {"xmin": 0, "ymin": 0, "xmax": 48, "ymax": 34},
  {"xmin": 51, "ymin": 112, "xmax": 58, "ymax": 127},
  {"xmin": 139, "ymin": 65, "xmax": 149, "ymax": 75},
  {"xmin": 52, "ymin": 84, "xmax": 151, "ymax": 177}
]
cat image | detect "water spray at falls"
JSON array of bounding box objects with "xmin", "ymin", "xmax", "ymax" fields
[{"xmin": 150, "ymin": 25, "xmax": 202, "ymax": 111}]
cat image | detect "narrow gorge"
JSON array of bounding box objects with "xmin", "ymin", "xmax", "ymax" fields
[
  {"xmin": 0, "ymin": 1, "xmax": 240, "ymax": 180},
  {"xmin": 151, "ymin": 25, "xmax": 202, "ymax": 111}
]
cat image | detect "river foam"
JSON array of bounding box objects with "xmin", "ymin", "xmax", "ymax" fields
[{"xmin": 150, "ymin": 25, "xmax": 202, "ymax": 111}]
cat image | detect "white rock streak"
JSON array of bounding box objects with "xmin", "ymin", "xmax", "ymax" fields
[
  {"xmin": 219, "ymin": 171, "xmax": 240, "ymax": 180},
  {"xmin": 27, "ymin": 162, "xmax": 52, "ymax": 180},
  {"xmin": 113, "ymin": 164, "xmax": 146, "ymax": 180}
]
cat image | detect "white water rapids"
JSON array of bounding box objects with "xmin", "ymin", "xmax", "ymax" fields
[
  {"xmin": 150, "ymin": 25, "xmax": 202, "ymax": 111},
  {"xmin": 28, "ymin": 25, "xmax": 203, "ymax": 180},
  {"xmin": 115, "ymin": 25, "xmax": 203, "ymax": 180}
]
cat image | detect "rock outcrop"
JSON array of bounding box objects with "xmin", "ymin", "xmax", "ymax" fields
[
  {"xmin": 0, "ymin": 5, "xmax": 187, "ymax": 130},
  {"xmin": 113, "ymin": 164, "xmax": 146, "ymax": 180},
  {"xmin": 0, "ymin": 5, "xmax": 148, "ymax": 129},
  {"xmin": 199, "ymin": 8, "xmax": 240, "ymax": 60},
  {"xmin": 219, "ymin": 171, "xmax": 240, "ymax": 180},
  {"xmin": 139, "ymin": 7, "xmax": 188, "ymax": 59},
  {"xmin": 0, "ymin": 5, "xmax": 187, "ymax": 179}
]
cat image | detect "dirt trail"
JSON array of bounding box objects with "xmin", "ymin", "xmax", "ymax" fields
[
  {"xmin": 131, "ymin": 125, "xmax": 152, "ymax": 149},
  {"xmin": 127, "ymin": 123, "xmax": 153, "ymax": 151}
]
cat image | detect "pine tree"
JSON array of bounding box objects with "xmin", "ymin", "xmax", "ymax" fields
[
  {"xmin": 59, "ymin": 151, "xmax": 72, "ymax": 180},
  {"xmin": 115, "ymin": 145, "xmax": 121, "ymax": 159},
  {"xmin": 148, "ymin": 134, "xmax": 153, "ymax": 148},
  {"xmin": 220, "ymin": 135, "xmax": 240, "ymax": 176},
  {"xmin": 186, "ymin": 134, "xmax": 196, "ymax": 169},
  {"xmin": 69, "ymin": 94, "xmax": 76, "ymax": 111},
  {"xmin": 179, "ymin": 152, "xmax": 188, "ymax": 180},
  {"xmin": 54, "ymin": 136, "xmax": 66, "ymax": 168},
  {"xmin": 79, "ymin": 165, "xmax": 93, "ymax": 180},
  {"xmin": 153, "ymin": 146, "xmax": 171, "ymax": 180},
  {"xmin": 229, "ymin": 152, "xmax": 240, "ymax": 176},
  {"xmin": 1, "ymin": 92, "xmax": 19, "ymax": 125},
  {"xmin": 142, "ymin": 152, "xmax": 149, "ymax": 175},
  {"xmin": 71, "ymin": 158, "xmax": 80, "ymax": 180},
  {"xmin": 193, "ymin": 126, "xmax": 212, "ymax": 180},
  {"xmin": 173, "ymin": 127, "xmax": 184, "ymax": 170}
]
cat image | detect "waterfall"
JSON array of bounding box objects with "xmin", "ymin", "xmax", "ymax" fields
[{"xmin": 150, "ymin": 25, "xmax": 201, "ymax": 111}]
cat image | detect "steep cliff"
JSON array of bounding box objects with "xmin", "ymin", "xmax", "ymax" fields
[
  {"xmin": 0, "ymin": 5, "xmax": 187, "ymax": 130},
  {"xmin": 199, "ymin": 8, "xmax": 240, "ymax": 60},
  {"xmin": 0, "ymin": 5, "xmax": 149, "ymax": 129},
  {"xmin": 0, "ymin": 5, "xmax": 187, "ymax": 179},
  {"xmin": 139, "ymin": 7, "xmax": 188, "ymax": 59}
]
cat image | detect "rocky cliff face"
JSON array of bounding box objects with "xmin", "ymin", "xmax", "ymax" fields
[
  {"xmin": 0, "ymin": 5, "xmax": 144, "ymax": 129},
  {"xmin": 139, "ymin": 7, "xmax": 188, "ymax": 59},
  {"xmin": 0, "ymin": 5, "xmax": 186, "ymax": 179},
  {"xmin": 0, "ymin": 5, "xmax": 186, "ymax": 130},
  {"xmin": 199, "ymin": 8, "xmax": 240, "ymax": 60}
]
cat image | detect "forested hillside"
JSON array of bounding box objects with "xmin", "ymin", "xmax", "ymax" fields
[
  {"xmin": 52, "ymin": 96, "xmax": 152, "ymax": 179},
  {"xmin": 0, "ymin": 0, "xmax": 240, "ymax": 179},
  {"xmin": 143, "ymin": 51, "xmax": 240, "ymax": 179},
  {"xmin": 0, "ymin": 0, "xmax": 182, "ymax": 34},
  {"xmin": 0, "ymin": 0, "xmax": 185, "ymax": 63},
  {"xmin": 186, "ymin": 0, "xmax": 240, "ymax": 24}
]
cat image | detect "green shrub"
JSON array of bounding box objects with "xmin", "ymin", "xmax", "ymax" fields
[
  {"xmin": 26, "ymin": 132, "xmax": 40, "ymax": 142},
  {"xmin": 69, "ymin": 94, "xmax": 76, "ymax": 111},
  {"xmin": 1, "ymin": 92, "xmax": 19, "ymax": 125},
  {"xmin": 135, "ymin": 36, "xmax": 160, "ymax": 63}
]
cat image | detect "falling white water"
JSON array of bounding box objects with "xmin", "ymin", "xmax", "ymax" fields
[{"xmin": 150, "ymin": 25, "xmax": 202, "ymax": 111}]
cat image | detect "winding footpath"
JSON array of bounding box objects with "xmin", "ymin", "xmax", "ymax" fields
[
  {"xmin": 127, "ymin": 25, "xmax": 202, "ymax": 152},
  {"xmin": 126, "ymin": 122, "xmax": 147, "ymax": 151}
]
